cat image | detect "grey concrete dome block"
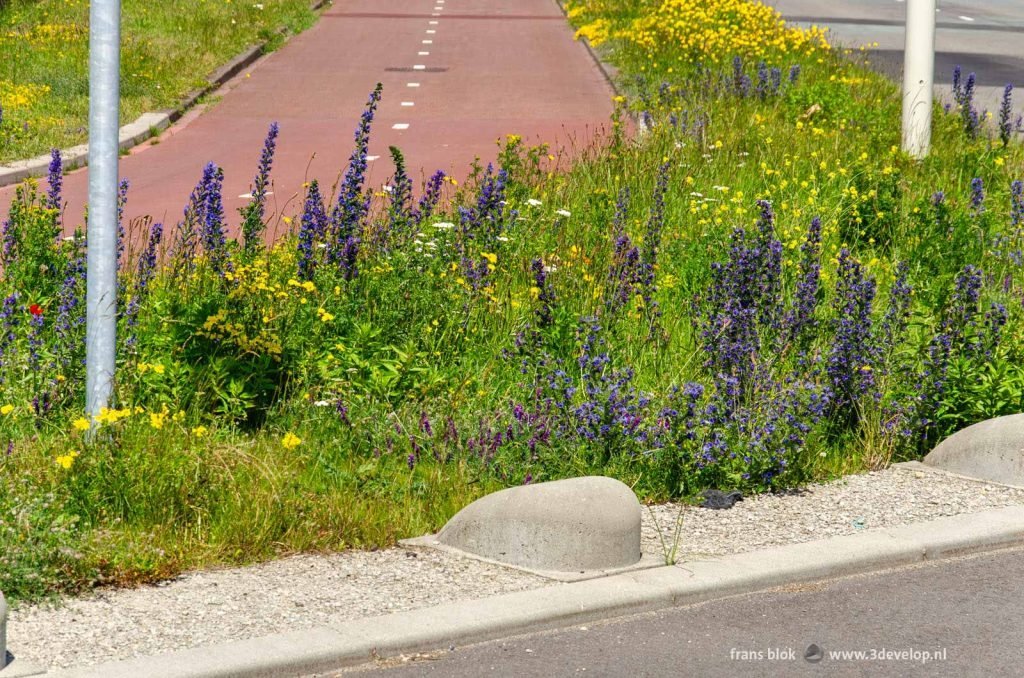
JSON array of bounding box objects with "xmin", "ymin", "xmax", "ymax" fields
[
  {"xmin": 924, "ymin": 414, "xmax": 1024, "ymax": 486},
  {"xmin": 427, "ymin": 476, "xmax": 643, "ymax": 574}
]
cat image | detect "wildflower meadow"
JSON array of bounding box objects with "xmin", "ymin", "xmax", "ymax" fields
[{"xmin": 2, "ymin": 0, "xmax": 1024, "ymax": 602}]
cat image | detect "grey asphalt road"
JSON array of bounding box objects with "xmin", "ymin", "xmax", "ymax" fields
[
  {"xmin": 346, "ymin": 546, "xmax": 1024, "ymax": 677},
  {"xmin": 774, "ymin": 0, "xmax": 1024, "ymax": 119}
]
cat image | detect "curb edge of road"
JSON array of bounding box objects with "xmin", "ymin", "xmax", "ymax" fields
[
  {"xmin": 549, "ymin": 0, "xmax": 648, "ymax": 134},
  {"xmin": 0, "ymin": 0, "xmax": 333, "ymax": 190},
  {"xmin": 551, "ymin": 1, "xmax": 621, "ymax": 98},
  {"xmin": 38, "ymin": 504, "xmax": 1024, "ymax": 678}
]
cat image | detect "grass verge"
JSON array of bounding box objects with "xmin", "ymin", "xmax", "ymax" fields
[{"xmin": 0, "ymin": 0, "xmax": 319, "ymax": 163}]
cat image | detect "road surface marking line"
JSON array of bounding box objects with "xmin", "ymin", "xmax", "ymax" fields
[
  {"xmin": 407, "ymin": 82, "xmax": 420, "ymax": 87},
  {"xmin": 392, "ymin": 123, "xmax": 410, "ymax": 130},
  {"xmin": 401, "ymin": 102, "xmax": 415, "ymax": 106},
  {"xmin": 367, "ymin": 155, "xmax": 380, "ymax": 161},
  {"xmin": 423, "ymin": 39, "xmax": 433, "ymax": 44},
  {"xmin": 419, "ymin": 51, "xmax": 430, "ymax": 55},
  {"xmin": 958, "ymin": 15, "xmax": 974, "ymax": 21},
  {"xmin": 429, "ymin": 20, "xmax": 438, "ymax": 24},
  {"xmin": 413, "ymin": 64, "xmax": 426, "ymax": 70},
  {"xmin": 426, "ymin": 29, "xmax": 436, "ymax": 34}
]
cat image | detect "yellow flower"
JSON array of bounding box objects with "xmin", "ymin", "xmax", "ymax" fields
[
  {"xmin": 96, "ymin": 407, "xmax": 133, "ymax": 425},
  {"xmin": 149, "ymin": 408, "xmax": 168, "ymax": 430},
  {"xmin": 72, "ymin": 417, "xmax": 91, "ymax": 431},
  {"xmin": 481, "ymin": 252, "xmax": 498, "ymax": 265},
  {"xmin": 0, "ymin": 404, "xmax": 13, "ymax": 415},
  {"xmin": 191, "ymin": 425, "xmax": 208, "ymax": 437},
  {"xmin": 282, "ymin": 432, "xmax": 302, "ymax": 450},
  {"xmin": 56, "ymin": 450, "xmax": 80, "ymax": 469}
]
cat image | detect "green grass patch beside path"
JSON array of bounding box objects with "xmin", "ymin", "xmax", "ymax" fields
[{"xmin": 0, "ymin": 0, "xmax": 318, "ymax": 164}]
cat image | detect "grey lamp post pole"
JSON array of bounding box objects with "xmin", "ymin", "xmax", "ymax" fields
[
  {"xmin": 86, "ymin": 0, "xmax": 121, "ymax": 418},
  {"xmin": 901, "ymin": 0, "xmax": 936, "ymax": 158}
]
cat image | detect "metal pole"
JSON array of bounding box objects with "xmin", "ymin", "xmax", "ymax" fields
[
  {"xmin": 901, "ymin": 0, "xmax": 936, "ymax": 158},
  {"xmin": 86, "ymin": 0, "xmax": 121, "ymax": 417}
]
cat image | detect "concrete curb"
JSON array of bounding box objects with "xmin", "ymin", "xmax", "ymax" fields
[
  {"xmin": 40, "ymin": 504, "xmax": 1024, "ymax": 678},
  {"xmin": 551, "ymin": 0, "xmax": 621, "ymax": 97},
  {"xmin": 0, "ymin": 0, "xmax": 332, "ymax": 189}
]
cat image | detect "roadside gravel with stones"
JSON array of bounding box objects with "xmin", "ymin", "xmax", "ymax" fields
[
  {"xmin": 9, "ymin": 465, "xmax": 1024, "ymax": 670},
  {"xmin": 643, "ymin": 465, "xmax": 1024, "ymax": 560}
]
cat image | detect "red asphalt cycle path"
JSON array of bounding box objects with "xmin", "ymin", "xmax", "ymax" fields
[{"xmin": 0, "ymin": 0, "xmax": 616, "ymax": 235}]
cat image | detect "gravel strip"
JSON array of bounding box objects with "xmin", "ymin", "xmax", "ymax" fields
[
  {"xmin": 8, "ymin": 466, "xmax": 1024, "ymax": 670},
  {"xmin": 7, "ymin": 548, "xmax": 549, "ymax": 670},
  {"xmin": 643, "ymin": 466, "xmax": 1024, "ymax": 561}
]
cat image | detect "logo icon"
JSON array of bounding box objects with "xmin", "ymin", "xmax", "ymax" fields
[{"xmin": 804, "ymin": 644, "xmax": 824, "ymax": 663}]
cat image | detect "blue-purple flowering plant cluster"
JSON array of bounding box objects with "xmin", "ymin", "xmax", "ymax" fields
[{"xmin": 2, "ymin": 5, "xmax": 1024, "ymax": 602}]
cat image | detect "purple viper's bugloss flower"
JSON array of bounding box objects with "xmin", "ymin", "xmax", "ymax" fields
[
  {"xmin": 241, "ymin": 121, "xmax": 279, "ymax": 252},
  {"xmin": 755, "ymin": 61, "xmax": 769, "ymax": 99},
  {"xmin": 45, "ymin": 149, "xmax": 63, "ymax": 221},
  {"xmin": 878, "ymin": 261, "xmax": 912, "ymax": 362},
  {"xmin": 970, "ymin": 177, "xmax": 985, "ymax": 215},
  {"xmin": 826, "ymin": 249, "xmax": 879, "ymax": 414},
  {"xmin": 115, "ymin": 179, "xmax": 130, "ymax": 268},
  {"xmin": 413, "ymin": 170, "xmax": 446, "ymax": 226},
  {"xmin": 785, "ymin": 217, "xmax": 823, "ymax": 343},
  {"xmin": 329, "ymin": 84, "xmax": 382, "ymax": 265},
  {"xmin": 199, "ymin": 163, "xmax": 230, "ymax": 275},
  {"xmin": 384, "ymin": 145, "xmax": 415, "ymax": 247},
  {"xmin": 297, "ymin": 180, "xmax": 327, "ymax": 280},
  {"xmin": 1011, "ymin": 180, "xmax": 1024, "ymax": 229},
  {"xmin": 0, "ymin": 292, "xmax": 19, "ymax": 381},
  {"xmin": 999, "ymin": 84, "xmax": 1014, "ymax": 146},
  {"xmin": 531, "ymin": 258, "xmax": 556, "ymax": 329},
  {"xmin": 125, "ymin": 221, "xmax": 164, "ymax": 348}
]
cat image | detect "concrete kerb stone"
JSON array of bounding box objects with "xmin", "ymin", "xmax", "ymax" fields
[
  {"xmin": 923, "ymin": 413, "xmax": 1024, "ymax": 486},
  {"xmin": 0, "ymin": 0, "xmax": 333, "ymax": 190},
  {"xmin": 402, "ymin": 476, "xmax": 654, "ymax": 580},
  {"xmin": 42, "ymin": 505, "xmax": 1024, "ymax": 678}
]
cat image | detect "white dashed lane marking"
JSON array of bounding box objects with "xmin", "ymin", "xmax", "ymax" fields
[
  {"xmin": 392, "ymin": 124, "xmax": 410, "ymax": 130},
  {"xmin": 401, "ymin": 102, "xmax": 415, "ymax": 107}
]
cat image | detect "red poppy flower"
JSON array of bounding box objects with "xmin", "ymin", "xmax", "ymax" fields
[{"xmin": 29, "ymin": 304, "xmax": 43, "ymax": 316}]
